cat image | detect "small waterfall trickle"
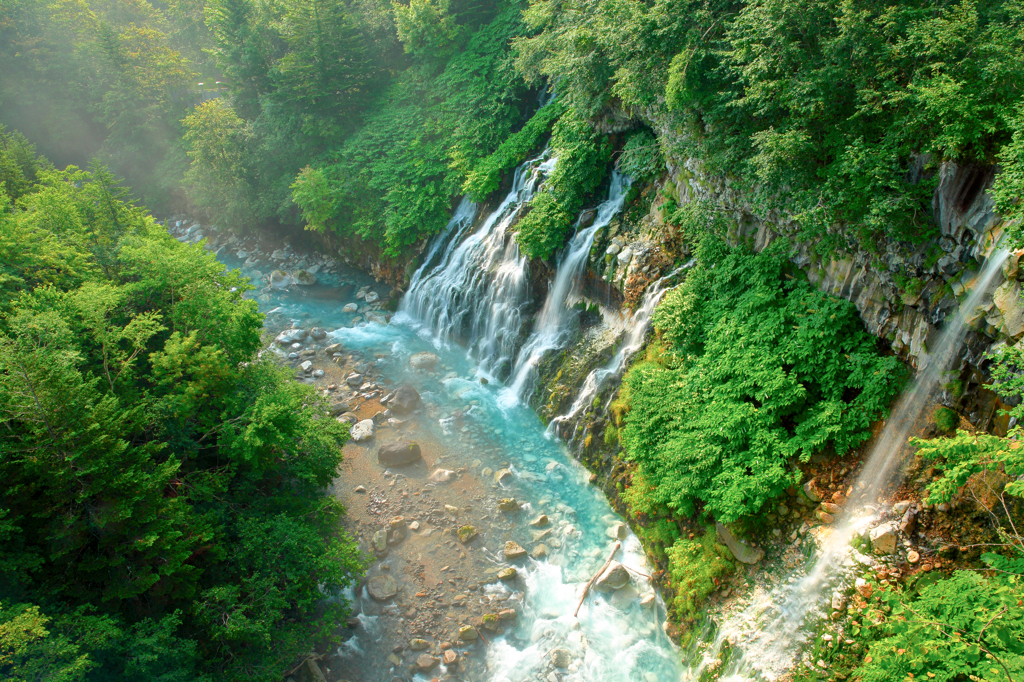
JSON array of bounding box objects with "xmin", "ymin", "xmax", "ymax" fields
[
  {"xmin": 504, "ymin": 172, "xmax": 633, "ymax": 402},
  {"xmin": 399, "ymin": 153, "xmax": 556, "ymax": 377},
  {"xmin": 547, "ymin": 264, "xmax": 690, "ymax": 445},
  {"xmin": 686, "ymin": 246, "xmax": 1010, "ymax": 680}
]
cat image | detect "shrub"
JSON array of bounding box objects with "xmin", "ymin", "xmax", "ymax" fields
[
  {"xmin": 666, "ymin": 528, "xmax": 734, "ymax": 626},
  {"xmin": 620, "ymin": 237, "xmax": 906, "ymax": 522}
]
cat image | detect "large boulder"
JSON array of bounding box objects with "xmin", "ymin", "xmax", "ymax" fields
[
  {"xmin": 350, "ymin": 419, "xmax": 375, "ymax": 442},
  {"xmin": 343, "ymin": 302, "xmax": 358, "ymax": 313},
  {"xmin": 367, "ymin": 574, "xmax": 399, "ymax": 601},
  {"xmin": 270, "ymin": 270, "xmax": 293, "ymax": 289},
  {"xmin": 594, "ymin": 561, "xmax": 631, "ymax": 592},
  {"xmin": 870, "ymin": 522, "xmax": 898, "ymax": 555},
  {"xmin": 292, "ymin": 269, "xmax": 317, "ymax": 286},
  {"xmin": 410, "ymin": 351, "xmax": 439, "ymax": 370},
  {"xmin": 377, "ymin": 440, "xmax": 422, "ymax": 466},
  {"xmin": 364, "ymin": 290, "xmax": 380, "ymax": 304},
  {"xmin": 503, "ymin": 541, "xmax": 527, "ymax": 560},
  {"xmin": 275, "ymin": 328, "xmax": 308, "ymax": 345},
  {"xmin": 389, "ymin": 385, "xmax": 422, "ymax": 414}
]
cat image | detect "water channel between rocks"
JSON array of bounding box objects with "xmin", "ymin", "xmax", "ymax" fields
[{"xmin": 209, "ymin": 240, "xmax": 685, "ymax": 682}]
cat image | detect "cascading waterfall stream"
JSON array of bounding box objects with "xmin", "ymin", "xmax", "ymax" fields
[
  {"xmin": 504, "ymin": 172, "xmax": 633, "ymax": 403},
  {"xmin": 399, "ymin": 152, "xmax": 557, "ymax": 378},
  {"xmin": 686, "ymin": 245, "xmax": 1010, "ymax": 681},
  {"xmin": 547, "ymin": 263, "xmax": 692, "ymax": 445}
]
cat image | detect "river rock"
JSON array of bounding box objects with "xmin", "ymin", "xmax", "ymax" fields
[
  {"xmin": 531, "ymin": 544, "xmax": 549, "ymax": 559},
  {"xmin": 409, "ymin": 351, "xmax": 439, "ymax": 370},
  {"xmin": 801, "ymin": 479, "xmax": 823, "ymax": 503},
  {"xmin": 372, "ymin": 529, "xmax": 388, "ymax": 555},
  {"xmin": 608, "ymin": 522, "xmax": 628, "ymax": 540},
  {"xmin": 270, "ymin": 270, "xmax": 293, "ymax": 288},
  {"xmin": 389, "ymin": 385, "xmax": 422, "ymax": 414},
  {"xmin": 550, "ymin": 649, "xmax": 572, "ymax": 668},
  {"xmin": 409, "ymin": 638, "xmax": 429, "ymax": 651},
  {"xmin": 497, "ymin": 567, "xmax": 517, "ymax": 581},
  {"xmin": 310, "ymin": 327, "xmax": 327, "ymax": 340},
  {"xmin": 458, "ymin": 625, "xmax": 478, "ymax": 642},
  {"xmin": 815, "ymin": 509, "xmax": 835, "ymax": 524},
  {"xmin": 907, "ymin": 549, "xmax": 921, "ymax": 563},
  {"xmin": 299, "ymin": 360, "xmax": 313, "ymax": 373},
  {"xmin": 531, "ymin": 514, "xmax": 550, "ymax": 527},
  {"xmin": 715, "ymin": 522, "xmax": 764, "ymax": 564},
  {"xmin": 430, "ymin": 468, "xmax": 454, "ymax": 483},
  {"xmin": 350, "ymin": 419, "xmax": 375, "ymax": 442},
  {"xmin": 275, "ymin": 328, "xmax": 308, "ymax": 345},
  {"xmin": 820, "ymin": 502, "xmax": 842, "ymax": 515},
  {"xmin": 343, "ymin": 303, "xmax": 358, "ymax": 313},
  {"xmin": 503, "ymin": 541, "xmax": 527, "ymax": 560},
  {"xmin": 346, "ymin": 372, "xmax": 363, "ymax": 386},
  {"xmin": 494, "ymin": 468, "xmax": 513, "ymax": 484},
  {"xmin": 498, "ymin": 498, "xmax": 520, "ymax": 512},
  {"xmin": 443, "ymin": 650, "xmax": 458, "ymax": 665},
  {"xmin": 457, "ymin": 526, "xmax": 477, "ymax": 543},
  {"xmin": 292, "ymin": 269, "xmax": 317, "ymax": 286},
  {"xmin": 330, "ymin": 400, "xmax": 352, "ymax": 416},
  {"xmin": 364, "ymin": 290, "xmax": 380, "ymax": 304},
  {"xmin": 324, "ymin": 343, "xmax": 344, "ymax": 354},
  {"xmin": 416, "ymin": 654, "xmax": 439, "ymax": 672},
  {"xmin": 367, "ymin": 575, "xmax": 399, "ymax": 601},
  {"xmin": 595, "ymin": 561, "xmax": 631, "ymax": 591},
  {"xmin": 870, "ymin": 523, "xmax": 898, "ymax": 555},
  {"xmin": 378, "ymin": 440, "xmax": 421, "ymax": 466}
]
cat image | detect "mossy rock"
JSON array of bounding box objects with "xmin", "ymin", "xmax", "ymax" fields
[{"xmin": 457, "ymin": 525, "xmax": 478, "ymax": 543}]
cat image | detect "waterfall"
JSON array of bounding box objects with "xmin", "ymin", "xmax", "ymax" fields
[
  {"xmin": 399, "ymin": 153, "xmax": 556, "ymax": 378},
  {"xmin": 547, "ymin": 264, "xmax": 691, "ymax": 445},
  {"xmin": 686, "ymin": 246, "xmax": 1010, "ymax": 681},
  {"xmin": 504, "ymin": 172, "xmax": 633, "ymax": 402}
]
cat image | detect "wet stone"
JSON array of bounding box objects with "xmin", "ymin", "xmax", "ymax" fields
[
  {"xmin": 550, "ymin": 649, "xmax": 572, "ymax": 668},
  {"xmin": 503, "ymin": 541, "xmax": 527, "ymax": 560},
  {"xmin": 458, "ymin": 625, "xmax": 478, "ymax": 642},
  {"xmin": 415, "ymin": 654, "xmax": 439, "ymax": 672},
  {"xmin": 367, "ymin": 575, "xmax": 399, "ymax": 601}
]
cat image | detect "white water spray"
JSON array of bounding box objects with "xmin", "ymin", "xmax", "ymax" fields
[
  {"xmin": 547, "ymin": 263, "xmax": 691, "ymax": 445},
  {"xmin": 400, "ymin": 153, "xmax": 556, "ymax": 377},
  {"xmin": 505, "ymin": 172, "xmax": 633, "ymax": 402},
  {"xmin": 688, "ymin": 246, "xmax": 1009, "ymax": 680}
]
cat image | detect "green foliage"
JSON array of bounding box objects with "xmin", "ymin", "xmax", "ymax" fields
[
  {"xmin": 665, "ymin": 528, "xmax": 734, "ymax": 626},
  {"xmin": 0, "ymin": 165, "xmax": 363, "ymax": 680},
  {"xmin": 515, "ymin": 111, "xmax": 613, "ymax": 259},
  {"xmin": 934, "ymin": 406, "xmax": 959, "ymax": 434},
  {"xmin": 996, "ymin": 103, "xmax": 1024, "ymax": 245},
  {"xmin": 515, "ymin": 0, "xmax": 1024, "ymax": 250},
  {"xmin": 620, "ymin": 237, "xmax": 905, "ymax": 522},
  {"xmin": 617, "ymin": 129, "xmax": 663, "ymax": 184},
  {"xmin": 393, "ymin": 0, "xmax": 459, "ymax": 58},
  {"xmin": 854, "ymin": 572, "xmax": 1024, "ymax": 682},
  {"xmin": 463, "ymin": 100, "xmax": 566, "ymax": 201},
  {"xmin": 294, "ymin": 2, "xmax": 534, "ymax": 255}
]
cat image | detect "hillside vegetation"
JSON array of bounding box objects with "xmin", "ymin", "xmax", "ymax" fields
[{"xmin": 0, "ymin": 138, "xmax": 361, "ymax": 681}]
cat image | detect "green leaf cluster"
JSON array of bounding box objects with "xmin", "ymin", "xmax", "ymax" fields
[
  {"xmin": 619, "ymin": 236, "xmax": 905, "ymax": 522},
  {"xmin": 0, "ymin": 163, "xmax": 363, "ymax": 680},
  {"xmin": 855, "ymin": 572, "xmax": 1024, "ymax": 682},
  {"xmin": 514, "ymin": 110, "xmax": 613, "ymax": 260}
]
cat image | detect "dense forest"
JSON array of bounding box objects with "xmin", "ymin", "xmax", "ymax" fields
[{"xmin": 3, "ymin": 0, "xmax": 1024, "ymax": 680}]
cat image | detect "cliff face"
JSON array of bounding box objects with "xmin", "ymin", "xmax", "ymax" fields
[{"xmin": 549, "ymin": 153, "xmax": 1023, "ymax": 437}]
